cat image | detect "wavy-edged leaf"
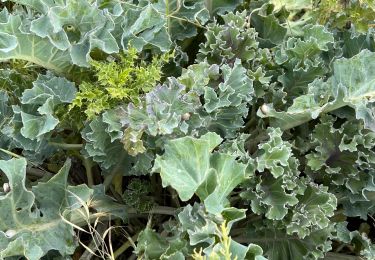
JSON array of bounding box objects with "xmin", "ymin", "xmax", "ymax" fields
[
  {"xmin": 286, "ymin": 185, "xmax": 337, "ymax": 238},
  {"xmin": 119, "ymin": 3, "xmax": 172, "ymax": 51},
  {"xmin": 305, "ymin": 115, "xmax": 375, "ymax": 219},
  {"xmin": 259, "ymin": 50, "xmax": 375, "ymax": 131},
  {"xmin": 0, "ymin": 158, "xmax": 76, "ymax": 259},
  {"xmin": 243, "ymin": 224, "xmax": 334, "ymax": 260},
  {"xmin": 0, "ymin": 9, "xmax": 73, "ymax": 74},
  {"xmin": 153, "ymin": 132, "xmax": 253, "ymax": 214},
  {"xmin": 197, "ymin": 11, "xmax": 259, "ymax": 66},
  {"xmin": 335, "ymin": 221, "xmax": 375, "ymax": 258},
  {"xmin": 149, "ymin": 0, "xmax": 209, "ymax": 41},
  {"xmin": 18, "ymin": 73, "xmax": 76, "ymax": 140},
  {"xmin": 205, "ymin": 0, "xmax": 243, "ymax": 15},
  {"xmin": 120, "ymin": 78, "xmax": 199, "ymax": 137},
  {"xmin": 178, "ymin": 203, "xmax": 265, "ymax": 259},
  {"xmin": 256, "ymin": 128, "xmax": 292, "ymax": 178},
  {"xmin": 82, "ymin": 113, "xmax": 153, "ymax": 175}
]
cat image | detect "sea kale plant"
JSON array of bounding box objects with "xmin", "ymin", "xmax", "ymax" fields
[{"xmin": 0, "ymin": 0, "xmax": 375, "ymax": 259}]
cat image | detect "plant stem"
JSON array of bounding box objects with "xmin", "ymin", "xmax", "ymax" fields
[
  {"xmin": 168, "ymin": 187, "xmax": 181, "ymax": 208},
  {"xmin": 0, "ymin": 148, "xmax": 23, "ymax": 158},
  {"xmin": 49, "ymin": 142, "xmax": 83, "ymax": 150},
  {"xmin": 113, "ymin": 173, "xmax": 123, "ymax": 197},
  {"xmin": 205, "ymin": 0, "xmax": 212, "ymax": 16},
  {"xmin": 83, "ymin": 158, "xmax": 94, "ymax": 187},
  {"xmin": 166, "ymin": 0, "xmax": 170, "ymax": 34},
  {"xmin": 26, "ymin": 167, "xmax": 53, "ymax": 178},
  {"xmin": 113, "ymin": 233, "xmax": 139, "ymax": 259},
  {"xmin": 104, "ymin": 153, "xmax": 126, "ymax": 190},
  {"xmin": 324, "ymin": 252, "xmax": 362, "ymax": 260},
  {"xmin": 71, "ymin": 205, "xmax": 177, "ymax": 227}
]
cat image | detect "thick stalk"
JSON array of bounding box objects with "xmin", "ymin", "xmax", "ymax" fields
[
  {"xmin": 70, "ymin": 205, "xmax": 177, "ymax": 227},
  {"xmin": 104, "ymin": 153, "xmax": 126, "ymax": 189},
  {"xmin": 323, "ymin": 253, "xmax": 362, "ymax": 260},
  {"xmin": 49, "ymin": 142, "xmax": 83, "ymax": 150},
  {"xmin": 113, "ymin": 233, "xmax": 139, "ymax": 259},
  {"xmin": 83, "ymin": 158, "xmax": 94, "ymax": 187},
  {"xmin": 205, "ymin": 0, "xmax": 212, "ymax": 16}
]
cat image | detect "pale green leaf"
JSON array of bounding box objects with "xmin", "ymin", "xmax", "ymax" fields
[
  {"xmin": 153, "ymin": 132, "xmax": 252, "ymax": 213},
  {"xmin": 244, "ymin": 225, "xmax": 334, "ymax": 260},
  {"xmin": 0, "ymin": 158, "xmax": 76, "ymax": 259},
  {"xmin": 256, "ymin": 128, "xmax": 292, "ymax": 178},
  {"xmin": 259, "ymin": 50, "xmax": 375, "ymax": 131},
  {"xmin": 0, "ymin": 9, "xmax": 73, "ymax": 73},
  {"xmin": 150, "ymin": 0, "xmax": 209, "ymax": 41}
]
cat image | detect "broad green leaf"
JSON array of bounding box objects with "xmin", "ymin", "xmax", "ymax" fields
[
  {"xmin": 153, "ymin": 132, "xmax": 252, "ymax": 213},
  {"xmin": 0, "ymin": 0, "xmax": 174, "ymax": 72},
  {"xmin": 0, "ymin": 9, "xmax": 73, "ymax": 74},
  {"xmin": 18, "ymin": 73, "xmax": 76, "ymax": 140},
  {"xmin": 335, "ymin": 222, "xmax": 375, "ymax": 258},
  {"xmin": 0, "ymin": 73, "xmax": 75, "ymax": 162},
  {"xmin": 119, "ymin": 4, "xmax": 172, "ymax": 51},
  {"xmin": 244, "ymin": 224, "xmax": 334, "ymax": 260},
  {"xmin": 204, "ymin": 0, "xmax": 243, "ymax": 15},
  {"xmin": 153, "ymin": 132, "xmax": 221, "ymax": 201},
  {"xmin": 259, "ymin": 50, "xmax": 375, "ymax": 131},
  {"xmin": 271, "ymin": 0, "xmax": 313, "ymax": 11},
  {"xmin": 0, "ymin": 158, "xmax": 76, "ymax": 259},
  {"xmin": 17, "ymin": 0, "xmax": 119, "ymax": 68},
  {"xmin": 341, "ymin": 31, "xmax": 375, "ymax": 58},
  {"xmin": 250, "ymin": 3, "xmax": 288, "ymax": 45},
  {"xmin": 149, "ymin": 0, "xmax": 210, "ymax": 41}
]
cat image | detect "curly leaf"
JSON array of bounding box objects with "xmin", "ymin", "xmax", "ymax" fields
[
  {"xmin": 178, "ymin": 203, "xmax": 264, "ymax": 259},
  {"xmin": 18, "ymin": 73, "xmax": 76, "ymax": 140},
  {"xmin": 197, "ymin": 11, "xmax": 259, "ymax": 66},
  {"xmin": 306, "ymin": 115, "xmax": 375, "ymax": 219},
  {"xmin": 256, "ymin": 128, "xmax": 292, "ymax": 178},
  {"xmin": 203, "ymin": 59, "xmax": 253, "ymax": 113},
  {"xmin": 250, "ymin": 177, "xmax": 299, "ymax": 220},
  {"xmin": 286, "ymin": 185, "xmax": 337, "ymax": 238},
  {"xmin": 120, "ymin": 78, "xmax": 200, "ymax": 137}
]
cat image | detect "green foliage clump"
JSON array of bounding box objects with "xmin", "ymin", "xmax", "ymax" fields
[
  {"xmin": 70, "ymin": 48, "xmax": 173, "ymax": 119},
  {"xmin": 2, "ymin": 0, "xmax": 375, "ymax": 259},
  {"xmin": 122, "ymin": 179, "xmax": 154, "ymax": 212}
]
